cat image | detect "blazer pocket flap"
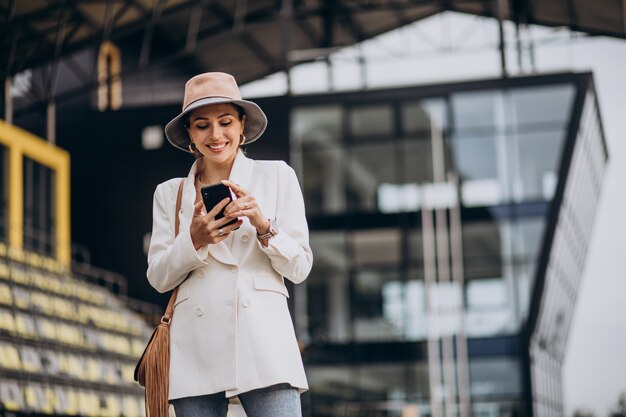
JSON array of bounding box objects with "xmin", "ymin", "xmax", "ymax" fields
[
  {"xmin": 253, "ymin": 273, "xmax": 289, "ymax": 298},
  {"xmin": 174, "ymin": 285, "xmax": 190, "ymax": 307}
]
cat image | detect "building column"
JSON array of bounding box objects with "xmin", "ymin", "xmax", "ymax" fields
[{"xmin": 4, "ymin": 77, "xmax": 12, "ymax": 124}]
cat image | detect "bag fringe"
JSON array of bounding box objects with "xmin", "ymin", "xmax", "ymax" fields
[{"xmin": 137, "ymin": 323, "xmax": 170, "ymax": 417}]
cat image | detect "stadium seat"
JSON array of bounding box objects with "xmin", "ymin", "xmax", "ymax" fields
[
  {"xmin": 122, "ymin": 395, "xmax": 143, "ymax": 417},
  {"xmin": 101, "ymin": 361, "xmax": 120, "ymax": 384},
  {"xmin": 0, "ymin": 261, "xmax": 9, "ymax": 279},
  {"xmin": 131, "ymin": 339, "xmax": 146, "ymax": 358},
  {"xmin": 103, "ymin": 394, "xmax": 122, "ymax": 417},
  {"xmin": 0, "ymin": 309, "xmax": 16, "ymax": 333},
  {"xmin": 31, "ymin": 292, "xmax": 53, "ymax": 315},
  {"xmin": 43, "ymin": 349, "xmax": 61, "ymax": 375},
  {"xmin": 0, "ymin": 344, "xmax": 22, "ymax": 370},
  {"xmin": 10, "ymin": 266, "xmax": 29, "ymax": 285},
  {"xmin": 20, "ymin": 346, "xmax": 42, "ymax": 372},
  {"xmin": 23, "ymin": 383, "xmax": 56, "ymax": 414},
  {"xmin": 15, "ymin": 313, "xmax": 37, "ymax": 338},
  {"xmin": 8, "ymin": 247, "xmax": 25, "ymax": 263},
  {"xmin": 49, "ymin": 296, "xmax": 74, "ymax": 320},
  {"xmin": 0, "ymin": 283, "xmax": 12, "ymax": 305},
  {"xmin": 53, "ymin": 386, "xmax": 77, "ymax": 415},
  {"xmin": 38, "ymin": 318, "xmax": 57, "ymax": 340},
  {"xmin": 121, "ymin": 364, "xmax": 136, "ymax": 384},
  {"xmin": 78, "ymin": 390, "xmax": 100, "ymax": 417},
  {"xmin": 12, "ymin": 287, "xmax": 30, "ymax": 309},
  {"xmin": 67, "ymin": 355, "xmax": 85, "ymax": 380},
  {"xmin": 56, "ymin": 323, "xmax": 85, "ymax": 347},
  {"xmin": 0, "ymin": 379, "xmax": 24, "ymax": 411},
  {"xmin": 85, "ymin": 358, "xmax": 101, "ymax": 382}
]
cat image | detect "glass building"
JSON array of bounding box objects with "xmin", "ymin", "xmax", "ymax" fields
[{"xmin": 277, "ymin": 72, "xmax": 607, "ymax": 417}]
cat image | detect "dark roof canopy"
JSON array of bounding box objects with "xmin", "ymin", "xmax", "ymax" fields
[{"xmin": 1, "ymin": 0, "xmax": 625, "ymax": 85}]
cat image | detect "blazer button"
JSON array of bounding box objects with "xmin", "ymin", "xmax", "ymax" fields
[
  {"xmin": 226, "ymin": 300, "xmax": 233, "ymax": 307},
  {"xmin": 229, "ymin": 267, "xmax": 237, "ymax": 273},
  {"xmin": 241, "ymin": 234, "xmax": 249, "ymax": 243},
  {"xmin": 195, "ymin": 307, "xmax": 203, "ymax": 316},
  {"xmin": 242, "ymin": 299, "xmax": 251, "ymax": 308},
  {"xmin": 198, "ymin": 270, "xmax": 205, "ymax": 278}
]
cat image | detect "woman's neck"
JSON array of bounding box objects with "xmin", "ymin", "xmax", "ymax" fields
[{"xmin": 196, "ymin": 157, "xmax": 235, "ymax": 185}]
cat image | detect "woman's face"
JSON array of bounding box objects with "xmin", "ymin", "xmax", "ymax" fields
[{"xmin": 187, "ymin": 103, "xmax": 246, "ymax": 166}]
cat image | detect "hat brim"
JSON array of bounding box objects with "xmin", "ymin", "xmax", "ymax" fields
[{"xmin": 164, "ymin": 97, "xmax": 268, "ymax": 153}]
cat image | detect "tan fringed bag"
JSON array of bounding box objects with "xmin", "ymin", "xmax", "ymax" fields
[{"xmin": 134, "ymin": 179, "xmax": 185, "ymax": 417}]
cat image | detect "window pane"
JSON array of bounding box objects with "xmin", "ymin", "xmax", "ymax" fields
[
  {"xmin": 352, "ymin": 229, "xmax": 401, "ymax": 267},
  {"xmin": 308, "ymin": 231, "xmax": 349, "ymax": 343},
  {"xmin": 353, "ymin": 268, "xmax": 402, "ymax": 341},
  {"xmin": 462, "ymin": 222, "xmax": 503, "ymax": 280},
  {"xmin": 301, "ymin": 147, "xmax": 346, "ymax": 215},
  {"xmin": 469, "ymin": 358, "xmax": 522, "ymax": 398},
  {"xmin": 452, "ymin": 90, "xmax": 502, "ymax": 131},
  {"xmin": 402, "ymin": 139, "xmax": 434, "ymax": 184},
  {"xmin": 347, "ymin": 142, "xmax": 396, "ymax": 212},
  {"xmin": 448, "ymin": 133, "xmax": 505, "ymax": 207},
  {"xmin": 291, "ymin": 105, "xmax": 343, "ymax": 150},
  {"xmin": 349, "ymin": 104, "xmax": 394, "ymax": 138},
  {"xmin": 509, "ymin": 84, "xmax": 575, "ymax": 127},
  {"xmin": 509, "ymin": 130, "xmax": 566, "ymax": 202},
  {"xmin": 510, "ymin": 218, "xmax": 545, "ymax": 263},
  {"xmin": 402, "ymin": 99, "xmax": 447, "ymax": 136},
  {"xmin": 307, "ymin": 363, "xmax": 430, "ymax": 410}
]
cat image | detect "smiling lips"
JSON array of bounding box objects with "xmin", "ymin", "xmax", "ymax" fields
[{"xmin": 208, "ymin": 142, "xmax": 228, "ymax": 152}]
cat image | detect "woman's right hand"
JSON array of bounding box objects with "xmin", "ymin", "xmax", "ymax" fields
[{"xmin": 190, "ymin": 198, "xmax": 243, "ymax": 250}]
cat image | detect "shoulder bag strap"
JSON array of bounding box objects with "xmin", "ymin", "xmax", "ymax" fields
[{"xmin": 161, "ymin": 178, "xmax": 186, "ymax": 324}]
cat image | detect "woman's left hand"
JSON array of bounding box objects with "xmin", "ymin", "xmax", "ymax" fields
[{"xmin": 222, "ymin": 180, "xmax": 270, "ymax": 234}]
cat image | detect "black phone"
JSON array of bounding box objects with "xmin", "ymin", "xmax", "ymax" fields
[{"xmin": 200, "ymin": 183, "xmax": 238, "ymax": 227}]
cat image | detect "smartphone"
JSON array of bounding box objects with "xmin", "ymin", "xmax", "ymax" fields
[{"xmin": 200, "ymin": 183, "xmax": 238, "ymax": 227}]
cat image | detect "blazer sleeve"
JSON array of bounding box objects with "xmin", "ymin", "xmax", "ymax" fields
[
  {"xmin": 146, "ymin": 181, "xmax": 210, "ymax": 293},
  {"xmin": 258, "ymin": 162, "xmax": 313, "ymax": 284}
]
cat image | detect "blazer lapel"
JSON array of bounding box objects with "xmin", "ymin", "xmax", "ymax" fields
[
  {"xmin": 229, "ymin": 150, "xmax": 254, "ymax": 191},
  {"xmin": 179, "ymin": 159, "xmax": 237, "ymax": 266},
  {"xmin": 226, "ymin": 151, "xmax": 255, "ymax": 262}
]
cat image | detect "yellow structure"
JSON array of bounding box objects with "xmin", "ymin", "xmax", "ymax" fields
[
  {"xmin": 97, "ymin": 41, "xmax": 123, "ymax": 111},
  {"xmin": 0, "ymin": 120, "xmax": 71, "ymax": 266}
]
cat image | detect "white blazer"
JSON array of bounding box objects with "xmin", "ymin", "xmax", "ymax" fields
[{"xmin": 146, "ymin": 150, "xmax": 313, "ymax": 400}]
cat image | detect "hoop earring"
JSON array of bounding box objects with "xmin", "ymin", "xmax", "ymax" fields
[{"xmin": 240, "ymin": 134, "xmax": 246, "ymax": 145}]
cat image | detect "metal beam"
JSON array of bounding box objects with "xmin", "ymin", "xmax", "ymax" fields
[
  {"xmin": 282, "ymin": 0, "xmax": 294, "ymax": 92},
  {"xmin": 336, "ymin": 0, "xmax": 368, "ymax": 43},
  {"xmin": 208, "ymin": 2, "xmax": 280, "ymax": 69},
  {"xmin": 185, "ymin": 0, "xmax": 206, "ymax": 52},
  {"xmin": 139, "ymin": 0, "xmax": 165, "ymax": 68},
  {"xmin": 494, "ymin": 0, "xmax": 508, "ymax": 77},
  {"xmin": 565, "ymin": 0, "xmax": 579, "ymax": 31},
  {"xmin": 4, "ymin": 77, "xmax": 13, "ymax": 124}
]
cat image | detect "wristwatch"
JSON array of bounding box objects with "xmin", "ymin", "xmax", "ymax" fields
[{"xmin": 257, "ymin": 219, "xmax": 279, "ymax": 242}]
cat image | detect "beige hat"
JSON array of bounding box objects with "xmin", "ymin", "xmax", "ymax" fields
[{"xmin": 165, "ymin": 72, "xmax": 267, "ymax": 153}]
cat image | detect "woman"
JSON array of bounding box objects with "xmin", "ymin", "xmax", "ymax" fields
[{"xmin": 146, "ymin": 72, "xmax": 312, "ymax": 417}]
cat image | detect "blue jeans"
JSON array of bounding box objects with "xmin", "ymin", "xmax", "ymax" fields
[{"xmin": 171, "ymin": 384, "xmax": 302, "ymax": 417}]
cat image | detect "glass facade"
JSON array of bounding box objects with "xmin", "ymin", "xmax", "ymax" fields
[
  {"xmin": 528, "ymin": 87, "xmax": 607, "ymax": 417},
  {"xmin": 287, "ymin": 73, "xmax": 607, "ymax": 417}
]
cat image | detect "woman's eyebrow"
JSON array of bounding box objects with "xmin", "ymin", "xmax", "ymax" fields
[{"xmin": 192, "ymin": 113, "xmax": 234, "ymax": 122}]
